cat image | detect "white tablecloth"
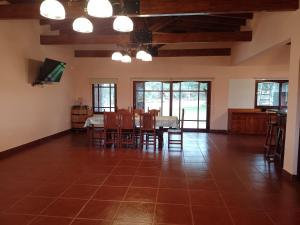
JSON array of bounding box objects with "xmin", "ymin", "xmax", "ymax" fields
[{"xmin": 84, "ymin": 115, "xmax": 179, "ymax": 128}]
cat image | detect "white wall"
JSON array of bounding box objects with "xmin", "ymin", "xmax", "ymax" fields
[
  {"xmin": 228, "ymin": 79, "xmax": 256, "ymax": 108},
  {"xmin": 72, "ymin": 57, "xmax": 288, "ymax": 131},
  {"xmin": 0, "ymin": 20, "xmax": 75, "ymax": 152}
]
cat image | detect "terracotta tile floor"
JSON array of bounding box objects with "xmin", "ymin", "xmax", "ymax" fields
[{"xmin": 0, "ymin": 132, "xmax": 300, "ymax": 225}]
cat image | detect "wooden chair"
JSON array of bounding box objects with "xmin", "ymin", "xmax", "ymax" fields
[
  {"xmin": 140, "ymin": 113, "xmax": 157, "ymax": 150},
  {"xmin": 131, "ymin": 108, "xmax": 144, "ymax": 115},
  {"xmin": 90, "ymin": 125, "xmax": 105, "ymax": 147},
  {"xmin": 168, "ymin": 108, "xmax": 184, "ymax": 150},
  {"xmin": 148, "ymin": 107, "xmax": 160, "ymax": 116},
  {"xmin": 103, "ymin": 112, "xmax": 119, "ymax": 148},
  {"xmin": 119, "ymin": 112, "xmax": 135, "ymax": 147},
  {"xmin": 117, "ymin": 108, "xmax": 130, "ymax": 114}
]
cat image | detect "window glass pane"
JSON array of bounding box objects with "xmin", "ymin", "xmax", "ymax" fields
[
  {"xmin": 135, "ymin": 82, "xmax": 144, "ymax": 91},
  {"xmin": 136, "ymin": 91, "xmax": 144, "ymax": 109},
  {"xmin": 200, "ymin": 83, "xmax": 208, "ymax": 91},
  {"xmin": 173, "ymin": 82, "xmax": 180, "ymax": 91},
  {"xmin": 111, "ymin": 87, "xmax": 115, "ymax": 107},
  {"xmin": 183, "ymin": 121, "xmax": 198, "ymax": 129},
  {"xmin": 181, "ymin": 82, "xmax": 199, "ymax": 91},
  {"xmin": 199, "ymin": 92, "xmax": 207, "ymax": 120},
  {"xmin": 99, "ymin": 87, "xmax": 110, "ymax": 107},
  {"xmin": 145, "ymin": 82, "xmax": 162, "ymax": 91},
  {"xmin": 257, "ymin": 82, "xmax": 280, "ymax": 106},
  {"xmin": 198, "ymin": 121, "xmax": 207, "ymax": 129},
  {"xmin": 172, "ymin": 92, "xmax": 180, "ymax": 118},
  {"xmin": 181, "ymin": 91, "xmax": 198, "ymax": 120},
  {"xmin": 145, "ymin": 91, "xmax": 161, "ymax": 110},
  {"xmin": 163, "ymin": 82, "xmax": 170, "ymax": 91},
  {"xmin": 281, "ymin": 82, "xmax": 288, "ymax": 107},
  {"xmin": 162, "ymin": 91, "xmax": 170, "ymax": 116},
  {"xmin": 94, "ymin": 87, "xmax": 98, "ymax": 108}
]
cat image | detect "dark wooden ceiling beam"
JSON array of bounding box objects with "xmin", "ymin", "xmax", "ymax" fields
[
  {"xmin": 74, "ymin": 48, "xmax": 231, "ymax": 57},
  {"xmin": 40, "ymin": 31, "xmax": 252, "ymax": 45},
  {"xmin": 0, "ymin": 0, "xmax": 298, "ymax": 19},
  {"xmin": 140, "ymin": 0, "xmax": 299, "ymax": 15}
]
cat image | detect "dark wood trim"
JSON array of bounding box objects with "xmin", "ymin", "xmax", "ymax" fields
[
  {"xmin": 209, "ymin": 129, "xmax": 228, "ymax": 134},
  {"xmin": 282, "ymin": 169, "xmax": 299, "ymax": 182},
  {"xmin": 75, "ymin": 49, "xmax": 231, "ymax": 58},
  {"xmin": 254, "ymin": 80, "xmax": 289, "ymax": 110},
  {"xmin": 0, "ymin": 129, "xmax": 71, "ymax": 160},
  {"xmin": 0, "ymin": 1, "xmax": 298, "ymax": 19},
  {"xmin": 41, "ymin": 32, "xmax": 252, "ymax": 45},
  {"xmin": 206, "ymin": 81, "xmax": 211, "ymax": 131}
]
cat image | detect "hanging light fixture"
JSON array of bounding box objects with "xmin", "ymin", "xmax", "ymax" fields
[
  {"xmin": 142, "ymin": 52, "xmax": 153, "ymax": 62},
  {"xmin": 87, "ymin": 0, "xmax": 113, "ymax": 18},
  {"xmin": 113, "ymin": 16, "xmax": 134, "ymax": 32},
  {"xmin": 73, "ymin": 17, "xmax": 93, "ymax": 33},
  {"xmin": 136, "ymin": 50, "xmax": 147, "ymax": 60},
  {"xmin": 121, "ymin": 54, "xmax": 132, "ymax": 63},
  {"xmin": 112, "ymin": 51, "xmax": 123, "ymax": 61},
  {"xmin": 40, "ymin": 0, "xmax": 66, "ymax": 20}
]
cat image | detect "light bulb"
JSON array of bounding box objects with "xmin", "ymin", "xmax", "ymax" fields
[
  {"xmin": 142, "ymin": 53, "xmax": 153, "ymax": 62},
  {"xmin": 87, "ymin": 0, "xmax": 113, "ymax": 18},
  {"xmin": 136, "ymin": 50, "xmax": 147, "ymax": 60},
  {"xmin": 112, "ymin": 52, "xmax": 123, "ymax": 61},
  {"xmin": 40, "ymin": 0, "xmax": 65, "ymax": 20},
  {"xmin": 121, "ymin": 54, "xmax": 132, "ymax": 63},
  {"xmin": 73, "ymin": 17, "xmax": 93, "ymax": 33},
  {"xmin": 113, "ymin": 16, "xmax": 134, "ymax": 32}
]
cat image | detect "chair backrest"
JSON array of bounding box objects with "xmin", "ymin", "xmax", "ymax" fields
[
  {"xmin": 104, "ymin": 112, "xmax": 118, "ymax": 130},
  {"xmin": 119, "ymin": 112, "xmax": 135, "ymax": 129},
  {"xmin": 180, "ymin": 108, "xmax": 185, "ymax": 129},
  {"xmin": 131, "ymin": 108, "xmax": 144, "ymax": 115},
  {"xmin": 266, "ymin": 111, "xmax": 277, "ymax": 124},
  {"xmin": 148, "ymin": 108, "xmax": 160, "ymax": 116},
  {"xmin": 140, "ymin": 113, "xmax": 156, "ymax": 130},
  {"xmin": 117, "ymin": 108, "xmax": 130, "ymax": 114}
]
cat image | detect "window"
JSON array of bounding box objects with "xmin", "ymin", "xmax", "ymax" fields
[
  {"xmin": 92, "ymin": 83, "xmax": 117, "ymax": 113},
  {"xmin": 255, "ymin": 80, "xmax": 288, "ymax": 109},
  {"xmin": 133, "ymin": 81, "xmax": 211, "ymax": 130}
]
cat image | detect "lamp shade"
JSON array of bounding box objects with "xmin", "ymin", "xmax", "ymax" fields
[
  {"xmin": 40, "ymin": 0, "xmax": 65, "ymax": 20},
  {"xmin": 121, "ymin": 54, "xmax": 132, "ymax": 63},
  {"xmin": 142, "ymin": 53, "xmax": 153, "ymax": 62},
  {"xmin": 112, "ymin": 52, "xmax": 123, "ymax": 61},
  {"xmin": 87, "ymin": 0, "xmax": 113, "ymax": 18},
  {"xmin": 73, "ymin": 17, "xmax": 93, "ymax": 33},
  {"xmin": 113, "ymin": 16, "xmax": 134, "ymax": 32},
  {"xmin": 136, "ymin": 50, "xmax": 147, "ymax": 60}
]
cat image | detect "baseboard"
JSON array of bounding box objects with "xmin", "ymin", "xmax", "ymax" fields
[
  {"xmin": 0, "ymin": 129, "xmax": 71, "ymax": 160},
  {"xmin": 209, "ymin": 129, "xmax": 228, "ymax": 134},
  {"xmin": 282, "ymin": 169, "xmax": 299, "ymax": 182}
]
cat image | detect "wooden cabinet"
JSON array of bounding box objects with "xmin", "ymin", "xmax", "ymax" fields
[
  {"xmin": 228, "ymin": 109, "xmax": 267, "ymax": 135},
  {"xmin": 71, "ymin": 105, "xmax": 92, "ymax": 130}
]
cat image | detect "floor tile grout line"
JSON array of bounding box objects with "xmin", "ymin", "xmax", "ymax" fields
[
  {"xmin": 209, "ymin": 168, "xmax": 236, "ymax": 225},
  {"xmin": 186, "ymin": 170, "xmax": 195, "ymax": 225},
  {"xmin": 68, "ymin": 158, "xmax": 123, "ymax": 225},
  {"xmin": 151, "ymin": 159, "xmax": 163, "ymax": 225},
  {"xmin": 4, "ymin": 174, "xmax": 81, "ymax": 224},
  {"xmin": 27, "ymin": 173, "xmax": 94, "ymax": 225},
  {"xmin": 109, "ymin": 158, "xmax": 143, "ymax": 224}
]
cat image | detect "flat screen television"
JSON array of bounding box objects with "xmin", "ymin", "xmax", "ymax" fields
[{"xmin": 33, "ymin": 58, "xmax": 66, "ymax": 85}]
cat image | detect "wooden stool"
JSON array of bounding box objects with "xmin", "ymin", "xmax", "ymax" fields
[{"xmin": 264, "ymin": 112, "xmax": 278, "ymax": 161}]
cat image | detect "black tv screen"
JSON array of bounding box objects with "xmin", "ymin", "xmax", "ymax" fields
[{"xmin": 34, "ymin": 58, "xmax": 66, "ymax": 85}]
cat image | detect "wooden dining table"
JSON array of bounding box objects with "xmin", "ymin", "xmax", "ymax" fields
[{"xmin": 84, "ymin": 114, "xmax": 179, "ymax": 150}]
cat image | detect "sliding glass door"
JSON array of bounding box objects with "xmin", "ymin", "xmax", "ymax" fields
[{"xmin": 133, "ymin": 81, "xmax": 211, "ymax": 130}]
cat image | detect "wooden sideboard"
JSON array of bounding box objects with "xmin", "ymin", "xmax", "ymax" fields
[{"xmin": 228, "ymin": 108, "xmax": 267, "ymax": 135}]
